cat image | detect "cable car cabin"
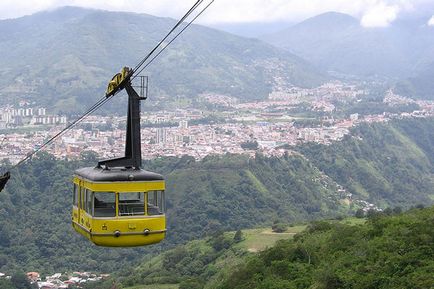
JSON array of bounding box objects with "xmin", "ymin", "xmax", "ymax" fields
[{"xmin": 72, "ymin": 167, "xmax": 166, "ymax": 247}]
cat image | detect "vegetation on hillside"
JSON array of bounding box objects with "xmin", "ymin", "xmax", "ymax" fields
[
  {"xmin": 0, "ymin": 151, "xmax": 344, "ymax": 273},
  {"xmin": 218, "ymin": 206, "xmax": 434, "ymax": 289},
  {"xmin": 0, "ymin": 118, "xmax": 432, "ymax": 274},
  {"xmin": 298, "ymin": 118, "xmax": 434, "ymax": 207},
  {"xmin": 0, "ymin": 6, "xmax": 327, "ymax": 112},
  {"xmin": 83, "ymin": 226, "xmax": 302, "ymax": 289}
]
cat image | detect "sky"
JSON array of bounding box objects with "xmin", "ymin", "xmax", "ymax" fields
[{"xmin": 0, "ymin": 0, "xmax": 434, "ymax": 28}]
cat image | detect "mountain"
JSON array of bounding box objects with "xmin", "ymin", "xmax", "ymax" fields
[
  {"xmin": 0, "ymin": 117, "xmax": 432, "ymax": 273},
  {"xmin": 395, "ymin": 61, "xmax": 434, "ymax": 100},
  {"xmin": 262, "ymin": 12, "xmax": 434, "ymax": 83},
  {"xmin": 210, "ymin": 21, "xmax": 295, "ymax": 38},
  {"xmin": 0, "ymin": 6, "xmax": 327, "ymax": 112}
]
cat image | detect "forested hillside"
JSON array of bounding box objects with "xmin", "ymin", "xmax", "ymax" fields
[
  {"xmin": 298, "ymin": 118, "xmax": 434, "ymax": 207},
  {"xmin": 0, "ymin": 152, "xmax": 344, "ymax": 273},
  {"xmin": 0, "ymin": 6, "xmax": 326, "ymax": 112},
  {"xmin": 218, "ymin": 206, "xmax": 434, "ymax": 289},
  {"xmin": 0, "ymin": 117, "xmax": 432, "ymax": 274},
  {"xmin": 86, "ymin": 207, "xmax": 434, "ymax": 289}
]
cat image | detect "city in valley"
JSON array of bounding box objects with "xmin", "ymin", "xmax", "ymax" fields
[{"xmin": 1, "ymin": 81, "xmax": 433, "ymax": 165}]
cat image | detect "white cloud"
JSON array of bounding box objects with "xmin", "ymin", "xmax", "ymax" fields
[
  {"xmin": 360, "ymin": 2, "xmax": 399, "ymax": 27},
  {"xmin": 428, "ymin": 15, "xmax": 434, "ymax": 26},
  {"xmin": 0, "ymin": 0, "xmax": 433, "ymax": 25}
]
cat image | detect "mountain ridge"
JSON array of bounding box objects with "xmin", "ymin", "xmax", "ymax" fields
[
  {"xmin": 0, "ymin": 6, "xmax": 327, "ymax": 112},
  {"xmin": 262, "ymin": 11, "xmax": 434, "ymax": 89}
]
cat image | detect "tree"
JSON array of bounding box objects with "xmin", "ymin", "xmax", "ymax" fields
[
  {"xmin": 355, "ymin": 209, "xmax": 365, "ymax": 218},
  {"xmin": 393, "ymin": 206, "xmax": 403, "ymax": 214},
  {"xmin": 272, "ymin": 223, "xmax": 287, "ymax": 233},
  {"xmin": 0, "ymin": 279, "xmax": 15, "ymax": 289},
  {"xmin": 233, "ymin": 230, "xmax": 243, "ymax": 243},
  {"xmin": 211, "ymin": 232, "xmax": 232, "ymax": 251},
  {"xmin": 179, "ymin": 277, "xmax": 204, "ymax": 289},
  {"xmin": 10, "ymin": 272, "xmax": 36, "ymax": 289},
  {"xmin": 240, "ymin": 140, "xmax": 258, "ymax": 150}
]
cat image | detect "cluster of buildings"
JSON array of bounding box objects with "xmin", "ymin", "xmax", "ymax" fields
[
  {"xmin": 20, "ymin": 271, "xmax": 108, "ymax": 288},
  {"xmin": 0, "ymin": 103, "xmax": 66, "ymax": 129},
  {"xmin": 0, "ymin": 82, "xmax": 433, "ymax": 164},
  {"xmin": 0, "ymin": 115, "xmax": 356, "ymax": 163}
]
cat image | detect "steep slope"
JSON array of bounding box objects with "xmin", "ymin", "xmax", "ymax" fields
[
  {"xmin": 262, "ymin": 12, "xmax": 434, "ymax": 80},
  {"xmin": 93, "ymin": 207, "xmax": 434, "ymax": 289},
  {"xmin": 0, "ymin": 6, "xmax": 326, "ymax": 111},
  {"xmin": 298, "ymin": 118, "xmax": 434, "ymax": 207}
]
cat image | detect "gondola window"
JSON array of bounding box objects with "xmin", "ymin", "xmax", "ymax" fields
[
  {"xmin": 119, "ymin": 192, "xmax": 145, "ymax": 216},
  {"xmin": 94, "ymin": 192, "xmax": 116, "ymax": 217},
  {"xmin": 147, "ymin": 190, "xmax": 164, "ymax": 215},
  {"xmin": 73, "ymin": 184, "xmax": 78, "ymax": 207}
]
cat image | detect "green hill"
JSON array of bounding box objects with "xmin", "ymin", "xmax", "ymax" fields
[
  {"xmin": 218, "ymin": 206, "xmax": 434, "ymax": 289},
  {"xmin": 297, "ymin": 118, "xmax": 434, "ymax": 207},
  {"xmin": 89, "ymin": 207, "xmax": 433, "ymax": 289},
  {"xmin": 86, "ymin": 225, "xmax": 305, "ymax": 289},
  {"xmin": 0, "ymin": 6, "xmax": 327, "ymax": 112},
  {"xmin": 0, "ymin": 152, "xmax": 346, "ymax": 273}
]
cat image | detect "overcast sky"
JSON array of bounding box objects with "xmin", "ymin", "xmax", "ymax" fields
[{"xmin": 1, "ymin": 0, "xmax": 434, "ymax": 27}]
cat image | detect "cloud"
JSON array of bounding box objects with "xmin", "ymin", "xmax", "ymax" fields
[
  {"xmin": 0, "ymin": 0, "xmax": 434, "ymax": 25},
  {"xmin": 360, "ymin": 2, "xmax": 399, "ymax": 27},
  {"xmin": 428, "ymin": 15, "xmax": 434, "ymax": 26}
]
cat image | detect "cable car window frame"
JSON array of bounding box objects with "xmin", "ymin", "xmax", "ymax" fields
[
  {"xmin": 85, "ymin": 189, "xmax": 93, "ymax": 215},
  {"xmin": 93, "ymin": 192, "xmax": 116, "ymax": 218},
  {"xmin": 73, "ymin": 184, "xmax": 78, "ymax": 207},
  {"xmin": 147, "ymin": 190, "xmax": 165, "ymax": 216},
  {"xmin": 118, "ymin": 192, "xmax": 145, "ymax": 217},
  {"xmin": 80, "ymin": 187, "xmax": 85, "ymax": 210}
]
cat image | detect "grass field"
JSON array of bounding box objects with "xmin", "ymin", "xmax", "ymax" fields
[
  {"xmin": 339, "ymin": 217, "xmax": 366, "ymax": 226},
  {"xmin": 235, "ymin": 225, "xmax": 306, "ymax": 252},
  {"xmin": 125, "ymin": 284, "xmax": 179, "ymax": 289}
]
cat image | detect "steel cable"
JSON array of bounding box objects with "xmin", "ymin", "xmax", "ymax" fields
[{"xmin": 0, "ymin": 0, "xmax": 213, "ymax": 185}]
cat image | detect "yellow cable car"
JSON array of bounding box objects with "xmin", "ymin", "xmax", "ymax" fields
[
  {"xmin": 72, "ymin": 68, "xmax": 166, "ymax": 247},
  {"xmin": 72, "ymin": 168, "xmax": 166, "ymax": 247}
]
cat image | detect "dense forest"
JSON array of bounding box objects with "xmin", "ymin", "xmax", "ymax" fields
[
  {"xmin": 298, "ymin": 118, "xmax": 434, "ymax": 207},
  {"xmin": 218, "ymin": 206, "xmax": 434, "ymax": 289},
  {"xmin": 0, "ymin": 117, "xmax": 432, "ymax": 275}
]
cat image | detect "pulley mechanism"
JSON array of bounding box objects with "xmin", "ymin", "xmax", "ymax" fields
[{"xmin": 105, "ymin": 67, "xmax": 132, "ymax": 98}]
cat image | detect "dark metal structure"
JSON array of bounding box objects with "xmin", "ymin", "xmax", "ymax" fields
[{"xmin": 98, "ymin": 79, "xmax": 147, "ymax": 170}]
